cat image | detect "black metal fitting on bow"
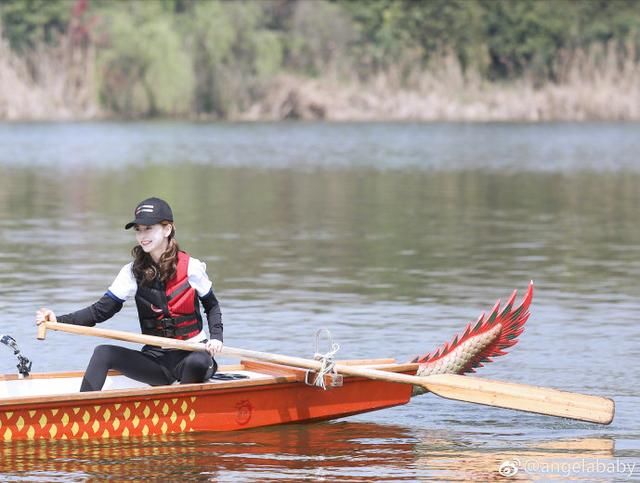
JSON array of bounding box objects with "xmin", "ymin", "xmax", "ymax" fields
[{"xmin": 1, "ymin": 335, "xmax": 32, "ymax": 377}]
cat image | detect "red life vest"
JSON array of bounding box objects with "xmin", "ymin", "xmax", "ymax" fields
[{"xmin": 134, "ymin": 251, "xmax": 203, "ymax": 340}]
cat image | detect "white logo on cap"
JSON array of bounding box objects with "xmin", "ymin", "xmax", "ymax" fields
[{"xmin": 135, "ymin": 204, "xmax": 155, "ymax": 215}]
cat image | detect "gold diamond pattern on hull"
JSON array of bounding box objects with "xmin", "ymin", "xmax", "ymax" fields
[{"xmin": 0, "ymin": 396, "xmax": 197, "ymax": 441}]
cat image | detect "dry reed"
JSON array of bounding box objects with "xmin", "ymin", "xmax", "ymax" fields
[
  {"xmin": 243, "ymin": 42, "xmax": 640, "ymax": 122},
  {"xmin": 2, "ymin": 29, "xmax": 639, "ymax": 122},
  {"xmin": 0, "ymin": 26, "xmax": 99, "ymax": 121}
]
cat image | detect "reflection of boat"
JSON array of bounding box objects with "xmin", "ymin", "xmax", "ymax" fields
[
  {"xmin": 0, "ymin": 421, "xmax": 421, "ymax": 479},
  {"xmin": 1, "ymin": 284, "xmax": 532, "ymax": 442},
  {"xmin": 0, "ymin": 420, "xmax": 616, "ymax": 481}
]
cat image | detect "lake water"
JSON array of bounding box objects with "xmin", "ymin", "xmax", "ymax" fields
[{"xmin": 0, "ymin": 122, "xmax": 639, "ymax": 481}]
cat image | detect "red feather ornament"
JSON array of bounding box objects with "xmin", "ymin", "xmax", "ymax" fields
[{"xmin": 411, "ymin": 282, "xmax": 533, "ymax": 395}]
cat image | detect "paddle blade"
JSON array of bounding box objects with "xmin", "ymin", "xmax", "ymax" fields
[{"xmin": 419, "ymin": 373, "xmax": 615, "ymax": 425}]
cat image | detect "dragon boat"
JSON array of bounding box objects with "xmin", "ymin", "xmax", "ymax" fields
[{"xmin": 0, "ymin": 283, "xmax": 613, "ymax": 442}]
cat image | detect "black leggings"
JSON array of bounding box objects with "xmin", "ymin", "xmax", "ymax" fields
[{"xmin": 80, "ymin": 344, "xmax": 217, "ymax": 392}]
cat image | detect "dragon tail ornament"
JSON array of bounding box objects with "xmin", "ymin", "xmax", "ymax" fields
[{"xmin": 411, "ymin": 282, "xmax": 533, "ymax": 396}]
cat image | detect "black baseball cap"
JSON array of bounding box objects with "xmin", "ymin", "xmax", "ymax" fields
[{"xmin": 125, "ymin": 197, "xmax": 174, "ymax": 229}]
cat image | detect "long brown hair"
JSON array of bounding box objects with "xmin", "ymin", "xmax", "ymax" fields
[{"xmin": 131, "ymin": 222, "xmax": 181, "ymax": 285}]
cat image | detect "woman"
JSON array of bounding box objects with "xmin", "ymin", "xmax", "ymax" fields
[{"xmin": 36, "ymin": 197, "xmax": 223, "ymax": 392}]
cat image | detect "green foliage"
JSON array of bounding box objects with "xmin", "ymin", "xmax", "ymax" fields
[
  {"xmin": 254, "ymin": 30, "xmax": 283, "ymax": 78},
  {"xmin": 285, "ymin": 0, "xmax": 354, "ymax": 76},
  {"xmin": 340, "ymin": 0, "xmax": 478, "ymax": 76},
  {"xmin": 186, "ymin": 0, "xmax": 232, "ymax": 115},
  {"xmin": 480, "ymin": 0, "xmax": 640, "ymax": 81},
  {"xmin": 481, "ymin": 0, "xmax": 570, "ymax": 80},
  {"xmin": 0, "ymin": 0, "xmax": 73, "ymax": 51},
  {"xmin": 571, "ymin": 0, "xmax": 640, "ymax": 46},
  {"xmin": 3, "ymin": 0, "xmax": 640, "ymax": 117},
  {"xmin": 340, "ymin": 0, "xmax": 406, "ymax": 69},
  {"xmin": 96, "ymin": 1, "xmax": 193, "ymax": 116},
  {"xmin": 178, "ymin": 0, "xmax": 286, "ymax": 116}
]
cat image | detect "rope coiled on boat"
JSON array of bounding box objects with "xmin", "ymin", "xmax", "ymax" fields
[{"xmin": 308, "ymin": 328, "xmax": 340, "ymax": 390}]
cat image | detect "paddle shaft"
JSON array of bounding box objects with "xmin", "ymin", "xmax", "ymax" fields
[{"xmin": 37, "ymin": 321, "xmax": 614, "ymax": 425}]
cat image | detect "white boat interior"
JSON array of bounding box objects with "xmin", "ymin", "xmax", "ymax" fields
[
  {"xmin": 0, "ymin": 359, "xmax": 405, "ymax": 401},
  {"xmin": 0, "ymin": 369, "xmax": 270, "ymax": 399}
]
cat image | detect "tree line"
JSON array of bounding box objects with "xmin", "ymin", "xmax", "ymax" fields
[{"xmin": 1, "ymin": 0, "xmax": 639, "ymax": 119}]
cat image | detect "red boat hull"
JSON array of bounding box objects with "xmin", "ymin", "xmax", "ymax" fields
[{"xmin": 0, "ymin": 361, "xmax": 414, "ymax": 441}]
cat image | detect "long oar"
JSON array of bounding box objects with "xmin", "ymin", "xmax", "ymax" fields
[{"xmin": 37, "ymin": 321, "xmax": 614, "ymax": 425}]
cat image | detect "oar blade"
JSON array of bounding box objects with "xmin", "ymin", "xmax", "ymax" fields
[{"xmin": 419, "ymin": 374, "xmax": 615, "ymax": 425}]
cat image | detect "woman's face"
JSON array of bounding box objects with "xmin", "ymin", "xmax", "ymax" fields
[{"xmin": 134, "ymin": 223, "xmax": 172, "ymax": 259}]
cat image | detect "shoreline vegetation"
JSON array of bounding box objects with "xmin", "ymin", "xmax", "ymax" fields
[{"xmin": 1, "ymin": 0, "xmax": 640, "ymax": 122}]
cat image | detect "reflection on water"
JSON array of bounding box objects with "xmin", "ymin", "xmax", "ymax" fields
[
  {"xmin": 0, "ymin": 122, "xmax": 639, "ymax": 480},
  {"xmin": 0, "ymin": 422, "xmax": 619, "ymax": 481},
  {"xmin": 417, "ymin": 436, "xmax": 618, "ymax": 481},
  {"xmin": 0, "ymin": 423, "xmax": 419, "ymax": 481}
]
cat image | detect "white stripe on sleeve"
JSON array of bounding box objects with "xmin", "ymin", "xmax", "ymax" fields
[
  {"xmin": 107, "ymin": 262, "xmax": 138, "ymax": 301},
  {"xmin": 188, "ymin": 257, "xmax": 214, "ymax": 297}
]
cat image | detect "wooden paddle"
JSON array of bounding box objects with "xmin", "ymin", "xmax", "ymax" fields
[{"xmin": 37, "ymin": 321, "xmax": 615, "ymax": 425}]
